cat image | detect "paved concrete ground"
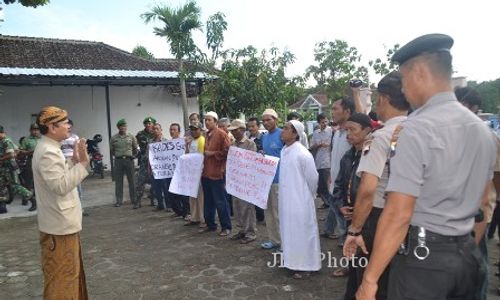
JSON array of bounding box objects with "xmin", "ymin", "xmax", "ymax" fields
[{"xmin": 1, "ymin": 176, "xmax": 499, "ymax": 299}]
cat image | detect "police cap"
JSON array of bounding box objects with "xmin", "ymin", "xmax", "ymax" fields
[{"xmin": 391, "ymin": 33, "xmax": 454, "ymax": 65}]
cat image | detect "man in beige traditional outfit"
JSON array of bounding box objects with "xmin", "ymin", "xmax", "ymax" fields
[{"xmin": 33, "ymin": 106, "xmax": 90, "ymax": 299}]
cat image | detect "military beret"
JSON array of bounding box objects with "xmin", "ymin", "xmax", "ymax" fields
[
  {"xmin": 116, "ymin": 119, "xmax": 127, "ymax": 127},
  {"xmin": 0, "ymin": 125, "xmax": 4, "ymax": 133},
  {"xmin": 391, "ymin": 33, "xmax": 454, "ymax": 65},
  {"xmin": 30, "ymin": 123, "xmax": 39, "ymax": 130},
  {"xmin": 143, "ymin": 117, "xmax": 156, "ymax": 124}
]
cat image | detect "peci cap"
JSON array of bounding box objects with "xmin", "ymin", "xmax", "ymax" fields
[
  {"xmin": 262, "ymin": 108, "xmax": 279, "ymax": 119},
  {"xmin": 391, "ymin": 33, "xmax": 454, "ymax": 65},
  {"xmin": 227, "ymin": 119, "xmax": 246, "ymax": 131},
  {"xmin": 143, "ymin": 117, "xmax": 156, "ymax": 124},
  {"xmin": 205, "ymin": 111, "xmax": 219, "ymax": 121}
]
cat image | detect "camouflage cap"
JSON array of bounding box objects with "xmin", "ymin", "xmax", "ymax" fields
[
  {"xmin": 143, "ymin": 117, "xmax": 156, "ymax": 124},
  {"xmin": 30, "ymin": 123, "xmax": 39, "ymax": 130}
]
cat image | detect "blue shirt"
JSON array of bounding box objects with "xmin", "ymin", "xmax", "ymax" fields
[{"xmin": 262, "ymin": 127, "xmax": 284, "ymax": 183}]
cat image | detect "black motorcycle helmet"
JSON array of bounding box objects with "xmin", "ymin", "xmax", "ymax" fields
[{"xmin": 93, "ymin": 134, "xmax": 103, "ymax": 143}]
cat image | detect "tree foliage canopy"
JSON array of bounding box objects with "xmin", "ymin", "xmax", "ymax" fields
[
  {"xmin": 201, "ymin": 46, "xmax": 305, "ymax": 119},
  {"xmin": 132, "ymin": 45, "xmax": 155, "ymax": 60},
  {"xmin": 3, "ymin": 0, "xmax": 48, "ymax": 7},
  {"xmin": 141, "ymin": 1, "xmax": 202, "ymax": 61},
  {"xmin": 306, "ymin": 40, "xmax": 368, "ymax": 100},
  {"xmin": 469, "ymin": 79, "xmax": 500, "ymax": 113},
  {"xmin": 369, "ymin": 44, "xmax": 400, "ymax": 76}
]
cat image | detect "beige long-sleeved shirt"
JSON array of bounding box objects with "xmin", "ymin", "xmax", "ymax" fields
[{"xmin": 33, "ymin": 136, "xmax": 89, "ymax": 235}]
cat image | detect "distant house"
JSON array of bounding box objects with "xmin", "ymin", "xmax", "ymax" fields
[
  {"xmin": 0, "ymin": 35, "xmax": 210, "ymax": 167},
  {"xmin": 288, "ymin": 93, "xmax": 329, "ymax": 116}
]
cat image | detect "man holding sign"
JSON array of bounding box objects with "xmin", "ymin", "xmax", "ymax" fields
[{"xmin": 227, "ymin": 119, "xmax": 258, "ymax": 244}]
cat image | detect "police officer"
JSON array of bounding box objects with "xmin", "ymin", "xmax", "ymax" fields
[
  {"xmin": 110, "ymin": 119, "xmax": 138, "ymax": 207},
  {"xmin": 0, "ymin": 125, "xmax": 35, "ymax": 213},
  {"xmin": 342, "ymin": 71, "xmax": 409, "ymax": 299},
  {"xmin": 356, "ymin": 34, "xmax": 496, "ymax": 300},
  {"xmin": 18, "ymin": 123, "xmax": 41, "ymax": 203},
  {"xmin": 135, "ymin": 116, "xmax": 156, "ymax": 208}
]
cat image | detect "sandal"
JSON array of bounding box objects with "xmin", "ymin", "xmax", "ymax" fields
[
  {"xmin": 292, "ymin": 272, "xmax": 311, "ymax": 279},
  {"xmin": 219, "ymin": 229, "xmax": 231, "ymax": 237},
  {"xmin": 331, "ymin": 268, "xmax": 349, "ymax": 277}
]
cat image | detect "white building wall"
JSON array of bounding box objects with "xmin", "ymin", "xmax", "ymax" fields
[{"xmin": 0, "ymin": 85, "xmax": 199, "ymax": 168}]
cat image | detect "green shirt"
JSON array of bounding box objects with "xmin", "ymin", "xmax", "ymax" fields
[
  {"xmin": 110, "ymin": 133, "xmax": 138, "ymax": 158},
  {"xmin": 20, "ymin": 135, "xmax": 41, "ymax": 151}
]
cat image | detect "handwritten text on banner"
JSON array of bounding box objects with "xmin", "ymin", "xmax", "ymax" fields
[
  {"xmin": 225, "ymin": 146, "xmax": 279, "ymax": 209},
  {"xmin": 148, "ymin": 138, "xmax": 185, "ymax": 179}
]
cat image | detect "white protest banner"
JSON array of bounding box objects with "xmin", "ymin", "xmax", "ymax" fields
[
  {"xmin": 225, "ymin": 146, "xmax": 279, "ymax": 209},
  {"xmin": 148, "ymin": 138, "xmax": 185, "ymax": 179},
  {"xmin": 169, "ymin": 153, "xmax": 204, "ymax": 197}
]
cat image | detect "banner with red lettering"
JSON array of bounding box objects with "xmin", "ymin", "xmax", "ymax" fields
[{"xmin": 225, "ymin": 146, "xmax": 280, "ymax": 209}]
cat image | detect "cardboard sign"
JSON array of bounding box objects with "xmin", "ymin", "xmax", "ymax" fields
[
  {"xmin": 225, "ymin": 146, "xmax": 279, "ymax": 209},
  {"xmin": 148, "ymin": 138, "xmax": 185, "ymax": 179},
  {"xmin": 169, "ymin": 153, "xmax": 204, "ymax": 197}
]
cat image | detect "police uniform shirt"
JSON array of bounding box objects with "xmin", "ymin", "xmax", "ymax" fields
[
  {"xmin": 356, "ymin": 116, "xmax": 407, "ymax": 209},
  {"xmin": 386, "ymin": 92, "xmax": 496, "ymax": 236},
  {"xmin": 110, "ymin": 133, "xmax": 138, "ymax": 158}
]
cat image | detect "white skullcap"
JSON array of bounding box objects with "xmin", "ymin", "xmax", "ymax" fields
[
  {"xmin": 289, "ymin": 120, "xmax": 304, "ymax": 139},
  {"xmin": 205, "ymin": 111, "xmax": 218, "ymax": 121}
]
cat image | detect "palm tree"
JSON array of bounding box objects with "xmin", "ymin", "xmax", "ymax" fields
[{"xmin": 141, "ymin": 1, "xmax": 203, "ymax": 129}]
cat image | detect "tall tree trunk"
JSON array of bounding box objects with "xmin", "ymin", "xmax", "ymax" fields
[{"xmin": 179, "ymin": 59, "xmax": 189, "ymax": 130}]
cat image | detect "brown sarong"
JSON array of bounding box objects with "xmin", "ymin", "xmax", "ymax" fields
[{"xmin": 40, "ymin": 232, "xmax": 88, "ymax": 300}]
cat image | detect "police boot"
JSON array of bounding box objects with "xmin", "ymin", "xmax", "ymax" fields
[
  {"xmin": 0, "ymin": 203, "xmax": 7, "ymax": 214},
  {"xmin": 28, "ymin": 198, "xmax": 36, "ymax": 211}
]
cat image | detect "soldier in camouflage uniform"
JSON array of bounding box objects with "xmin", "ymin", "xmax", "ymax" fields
[
  {"xmin": 134, "ymin": 117, "xmax": 156, "ymax": 209},
  {"xmin": 0, "ymin": 125, "xmax": 35, "ymax": 214},
  {"xmin": 19, "ymin": 124, "xmax": 41, "ymax": 199}
]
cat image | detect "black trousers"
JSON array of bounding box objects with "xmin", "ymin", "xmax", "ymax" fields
[{"xmin": 388, "ymin": 228, "xmax": 485, "ymax": 300}]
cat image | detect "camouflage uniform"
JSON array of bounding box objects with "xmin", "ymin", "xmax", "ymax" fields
[
  {"xmin": 19, "ymin": 134, "xmax": 40, "ymax": 190},
  {"xmin": 0, "ymin": 135, "xmax": 34, "ymax": 213},
  {"xmin": 135, "ymin": 127, "xmax": 155, "ymax": 208}
]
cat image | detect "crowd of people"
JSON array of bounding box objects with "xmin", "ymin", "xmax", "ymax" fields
[{"xmin": 2, "ymin": 33, "xmax": 500, "ymax": 299}]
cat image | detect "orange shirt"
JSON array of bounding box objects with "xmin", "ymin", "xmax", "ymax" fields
[{"xmin": 202, "ymin": 128, "xmax": 230, "ymax": 180}]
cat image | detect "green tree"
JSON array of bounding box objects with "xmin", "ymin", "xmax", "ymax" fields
[
  {"xmin": 132, "ymin": 45, "xmax": 155, "ymax": 60},
  {"xmin": 2, "ymin": 0, "xmax": 48, "ymax": 7},
  {"xmin": 369, "ymin": 44, "xmax": 400, "ymax": 76},
  {"xmin": 469, "ymin": 79, "xmax": 500, "ymax": 113},
  {"xmin": 201, "ymin": 46, "xmax": 305, "ymax": 119},
  {"xmin": 141, "ymin": 1, "xmax": 203, "ymax": 129},
  {"xmin": 306, "ymin": 40, "xmax": 368, "ymax": 100},
  {"xmin": 206, "ymin": 12, "xmax": 227, "ymax": 62}
]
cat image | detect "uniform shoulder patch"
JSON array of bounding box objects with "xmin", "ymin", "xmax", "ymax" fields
[{"xmin": 389, "ymin": 125, "xmax": 403, "ymax": 157}]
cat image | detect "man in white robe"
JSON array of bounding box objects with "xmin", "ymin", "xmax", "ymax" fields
[{"xmin": 279, "ymin": 120, "xmax": 321, "ymax": 277}]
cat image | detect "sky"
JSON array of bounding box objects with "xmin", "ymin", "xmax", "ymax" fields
[{"xmin": 1, "ymin": 0, "xmax": 499, "ymax": 85}]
